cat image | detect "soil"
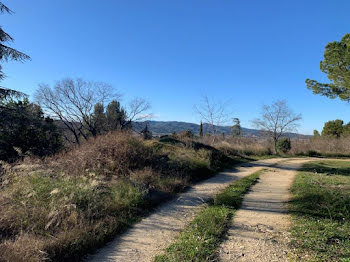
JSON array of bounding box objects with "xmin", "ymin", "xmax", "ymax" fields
[{"xmin": 217, "ymin": 159, "xmax": 310, "ymax": 262}]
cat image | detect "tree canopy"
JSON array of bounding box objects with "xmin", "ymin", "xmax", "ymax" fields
[
  {"xmin": 321, "ymin": 119, "xmax": 350, "ymax": 138},
  {"xmin": 306, "ymin": 33, "xmax": 350, "ymax": 101},
  {"xmin": 0, "ymin": 98, "xmax": 62, "ymax": 161}
]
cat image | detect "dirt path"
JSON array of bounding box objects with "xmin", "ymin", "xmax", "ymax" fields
[
  {"xmin": 217, "ymin": 158, "xmax": 310, "ymax": 262},
  {"xmin": 86, "ymin": 158, "xmax": 284, "ymax": 262}
]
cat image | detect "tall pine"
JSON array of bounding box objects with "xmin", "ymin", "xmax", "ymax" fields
[
  {"xmin": 199, "ymin": 121, "xmax": 203, "ymax": 137},
  {"xmin": 0, "ymin": 2, "xmax": 30, "ymax": 98}
]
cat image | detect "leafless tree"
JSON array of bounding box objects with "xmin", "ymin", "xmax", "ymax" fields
[
  {"xmin": 35, "ymin": 78, "xmax": 119, "ymax": 145},
  {"xmin": 252, "ymin": 100, "xmax": 302, "ymax": 154},
  {"xmin": 127, "ymin": 97, "xmax": 152, "ymax": 122},
  {"xmin": 194, "ymin": 95, "xmax": 231, "ymax": 140},
  {"xmin": 124, "ymin": 97, "xmax": 153, "ymax": 132}
]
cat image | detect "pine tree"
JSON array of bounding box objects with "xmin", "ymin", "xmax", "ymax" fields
[
  {"xmin": 141, "ymin": 124, "xmax": 152, "ymax": 139},
  {"xmin": 199, "ymin": 121, "xmax": 203, "ymax": 137},
  {"xmin": 0, "ymin": 2, "xmax": 30, "ymax": 98},
  {"xmin": 231, "ymin": 118, "xmax": 242, "ymax": 137},
  {"xmin": 106, "ymin": 100, "xmax": 127, "ymax": 131},
  {"xmin": 93, "ymin": 103, "xmax": 106, "ymax": 134}
]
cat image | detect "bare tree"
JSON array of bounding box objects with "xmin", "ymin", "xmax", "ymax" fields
[
  {"xmin": 35, "ymin": 78, "xmax": 118, "ymax": 145},
  {"xmin": 194, "ymin": 95, "xmax": 231, "ymax": 140},
  {"xmin": 252, "ymin": 100, "xmax": 302, "ymax": 154},
  {"xmin": 127, "ymin": 97, "xmax": 152, "ymax": 122}
]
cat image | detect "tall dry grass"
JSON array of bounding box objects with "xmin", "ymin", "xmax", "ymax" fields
[
  {"xmin": 290, "ymin": 137, "xmax": 350, "ymax": 156},
  {"xmin": 199, "ymin": 136, "xmax": 273, "ymax": 156},
  {"xmin": 199, "ymin": 135, "xmax": 350, "ymax": 157}
]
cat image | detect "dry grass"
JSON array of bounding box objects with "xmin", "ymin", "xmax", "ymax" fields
[
  {"xmin": 291, "ymin": 137, "xmax": 350, "ymax": 157},
  {"xmin": 199, "ymin": 136, "xmax": 273, "ymax": 156},
  {"xmin": 0, "ymin": 132, "xmax": 242, "ymax": 261},
  {"xmin": 200, "ymin": 136, "xmax": 350, "ymax": 157}
]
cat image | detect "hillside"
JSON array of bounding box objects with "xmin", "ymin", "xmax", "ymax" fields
[{"xmin": 133, "ymin": 120, "xmax": 310, "ymax": 138}]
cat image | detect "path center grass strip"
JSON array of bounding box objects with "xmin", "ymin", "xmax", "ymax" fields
[
  {"xmin": 154, "ymin": 169, "xmax": 265, "ymax": 262},
  {"xmin": 289, "ymin": 160, "xmax": 350, "ymax": 261}
]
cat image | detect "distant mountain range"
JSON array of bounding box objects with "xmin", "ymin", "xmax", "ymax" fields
[{"xmin": 133, "ymin": 120, "xmax": 310, "ymax": 139}]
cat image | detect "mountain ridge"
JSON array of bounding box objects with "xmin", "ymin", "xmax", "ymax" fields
[{"xmin": 133, "ymin": 120, "xmax": 310, "ymax": 138}]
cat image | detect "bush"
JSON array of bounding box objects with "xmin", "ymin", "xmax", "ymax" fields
[{"xmin": 277, "ymin": 137, "xmax": 291, "ymax": 153}]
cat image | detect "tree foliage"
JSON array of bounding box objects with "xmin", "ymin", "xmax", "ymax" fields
[
  {"xmin": 321, "ymin": 119, "xmax": 344, "ymax": 138},
  {"xmin": 231, "ymin": 118, "xmax": 241, "ymax": 137},
  {"xmin": 306, "ymin": 33, "xmax": 350, "ymax": 101},
  {"xmin": 277, "ymin": 137, "xmax": 291, "ymax": 153},
  {"xmin": 106, "ymin": 100, "xmax": 127, "ymax": 131},
  {"xmin": 313, "ymin": 129, "xmax": 320, "ymax": 137},
  {"xmin": 320, "ymin": 119, "xmax": 350, "ymax": 138},
  {"xmin": 0, "ymin": 98, "xmax": 62, "ymax": 161},
  {"xmin": 0, "ymin": 1, "xmax": 30, "ymax": 97}
]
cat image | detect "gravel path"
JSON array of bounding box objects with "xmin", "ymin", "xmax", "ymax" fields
[
  {"xmin": 86, "ymin": 158, "xmax": 284, "ymax": 262},
  {"xmin": 217, "ymin": 159, "xmax": 310, "ymax": 262}
]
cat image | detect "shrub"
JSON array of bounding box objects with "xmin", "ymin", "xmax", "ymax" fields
[{"xmin": 277, "ymin": 137, "xmax": 291, "ymax": 153}]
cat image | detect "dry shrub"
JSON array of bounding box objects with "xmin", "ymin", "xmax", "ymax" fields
[
  {"xmin": 130, "ymin": 167, "xmax": 161, "ymax": 187},
  {"xmin": 199, "ymin": 136, "xmax": 273, "ymax": 156},
  {"xmin": 291, "ymin": 137, "xmax": 350, "ymax": 156},
  {"xmin": 46, "ymin": 131, "xmax": 154, "ymax": 177},
  {"xmin": 0, "ymin": 234, "xmax": 49, "ymax": 262}
]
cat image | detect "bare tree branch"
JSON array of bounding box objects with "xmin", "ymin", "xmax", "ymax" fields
[
  {"xmin": 127, "ymin": 97, "xmax": 152, "ymax": 122},
  {"xmin": 194, "ymin": 95, "xmax": 232, "ymax": 137},
  {"xmin": 35, "ymin": 78, "xmax": 119, "ymax": 145}
]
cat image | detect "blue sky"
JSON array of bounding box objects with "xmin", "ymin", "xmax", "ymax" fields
[{"xmin": 1, "ymin": 0, "xmax": 350, "ymax": 134}]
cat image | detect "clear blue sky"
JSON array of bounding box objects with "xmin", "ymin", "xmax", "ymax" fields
[{"xmin": 2, "ymin": 0, "xmax": 350, "ymax": 134}]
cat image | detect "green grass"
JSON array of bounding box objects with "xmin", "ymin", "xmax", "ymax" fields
[
  {"xmin": 154, "ymin": 170, "xmax": 263, "ymax": 262},
  {"xmin": 290, "ymin": 160, "xmax": 350, "ymax": 261}
]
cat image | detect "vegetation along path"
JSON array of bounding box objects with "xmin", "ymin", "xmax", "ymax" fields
[
  {"xmin": 217, "ymin": 158, "xmax": 313, "ymax": 262},
  {"xmin": 86, "ymin": 158, "xmax": 284, "ymax": 262}
]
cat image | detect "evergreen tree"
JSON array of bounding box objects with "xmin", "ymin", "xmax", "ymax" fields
[
  {"xmin": 141, "ymin": 124, "xmax": 152, "ymax": 140},
  {"xmin": 0, "ymin": 2, "xmax": 30, "ymax": 97},
  {"xmin": 313, "ymin": 130, "xmax": 320, "ymax": 137},
  {"xmin": 0, "ymin": 98, "xmax": 62, "ymax": 161},
  {"xmin": 106, "ymin": 100, "xmax": 127, "ymax": 131},
  {"xmin": 199, "ymin": 121, "xmax": 203, "ymax": 137},
  {"xmin": 93, "ymin": 103, "xmax": 106, "ymax": 134},
  {"xmin": 306, "ymin": 33, "xmax": 350, "ymax": 102},
  {"xmin": 231, "ymin": 118, "xmax": 242, "ymax": 137},
  {"xmin": 343, "ymin": 123, "xmax": 350, "ymax": 137},
  {"xmin": 322, "ymin": 119, "xmax": 344, "ymax": 138}
]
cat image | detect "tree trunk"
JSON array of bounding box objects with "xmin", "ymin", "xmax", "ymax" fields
[{"xmin": 274, "ymin": 138, "xmax": 278, "ymax": 155}]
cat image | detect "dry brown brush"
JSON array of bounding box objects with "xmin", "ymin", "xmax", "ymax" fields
[{"xmin": 0, "ymin": 132, "xmax": 239, "ymax": 261}]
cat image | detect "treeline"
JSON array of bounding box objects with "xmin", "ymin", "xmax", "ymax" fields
[
  {"xmin": 314, "ymin": 119, "xmax": 350, "ymax": 138},
  {"xmin": 0, "ymin": 78, "xmax": 151, "ymax": 162}
]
